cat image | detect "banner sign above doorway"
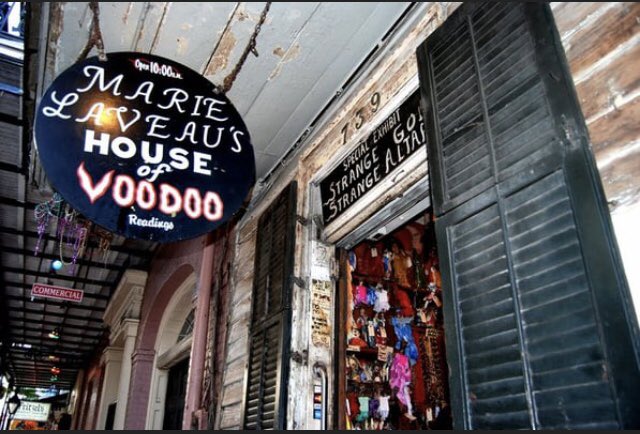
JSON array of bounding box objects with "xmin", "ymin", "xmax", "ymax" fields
[
  {"xmin": 31, "ymin": 283, "xmax": 84, "ymax": 303},
  {"xmin": 34, "ymin": 52, "xmax": 256, "ymax": 242},
  {"xmin": 318, "ymin": 90, "xmax": 426, "ymax": 226},
  {"xmin": 13, "ymin": 401, "xmax": 51, "ymax": 422}
]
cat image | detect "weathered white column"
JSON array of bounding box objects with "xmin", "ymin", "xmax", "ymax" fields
[
  {"xmin": 96, "ymin": 347, "xmax": 123, "ymax": 430},
  {"xmin": 112, "ymin": 320, "xmax": 139, "ymax": 429}
]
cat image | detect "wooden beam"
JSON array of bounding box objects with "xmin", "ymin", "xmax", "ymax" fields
[
  {"xmin": 12, "ymin": 374, "xmax": 76, "ymax": 384},
  {"xmin": 14, "ymin": 323, "xmax": 104, "ymax": 339},
  {"xmin": 9, "ymin": 346, "xmax": 88, "ymax": 359},
  {"xmin": 12, "ymin": 375, "xmax": 80, "ymax": 384},
  {"xmin": 8, "ymin": 316, "xmax": 105, "ymax": 333},
  {"xmin": 12, "ymin": 306, "xmax": 107, "ymax": 323},
  {"xmin": 562, "ymin": 3, "xmax": 640, "ymax": 78},
  {"xmin": 0, "ymin": 226, "xmax": 154, "ymax": 259},
  {"xmin": 4, "ymin": 266, "xmax": 114, "ymax": 287},
  {"xmin": 11, "ymin": 360, "xmax": 84, "ymax": 370},
  {"xmin": 0, "ymin": 110, "xmax": 24, "ymax": 126},
  {"xmin": 5, "ymin": 295, "xmax": 107, "ymax": 312},
  {"xmin": 0, "ymin": 196, "xmax": 31, "ymax": 208},
  {"xmin": 0, "ymin": 245, "xmax": 126, "ymax": 271},
  {"xmin": 0, "ymin": 161, "xmax": 24, "ymax": 174},
  {"xmin": 9, "ymin": 334, "xmax": 96, "ymax": 349}
]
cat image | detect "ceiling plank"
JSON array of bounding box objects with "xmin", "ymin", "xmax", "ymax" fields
[
  {"xmin": 1, "ymin": 245, "xmax": 127, "ymax": 271},
  {"xmin": 6, "ymin": 295, "xmax": 107, "ymax": 312},
  {"xmin": 12, "ymin": 306, "xmax": 106, "ymax": 323},
  {"xmin": 11, "ymin": 353, "xmax": 85, "ymax": 363},
  {"xmin": 9, "ymin": 346, "xmax": 89, "ymax": 359},
  {"xmin": 14, "ymin": 323, "xmax": 104, "ymax": 339},
  {"xmin": 4, "ymin": 266, "xmax": 115, "ymax": 286},
  {"xmin": 9, "ymin": 335, "xmax": 96, "ymax": 350},
  {"xmin": 12, "ymin": 363, "xmax": 84, "ymax": 372},
  {"xmin": 8, "ymin": 316, "xmax": 105, "ymax": 333},
  {"xmin": 0, "ymin": 226, "xmax": 154, "ymax": 258}
]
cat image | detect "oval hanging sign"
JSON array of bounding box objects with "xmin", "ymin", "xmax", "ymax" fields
[{"xmin": 34, "ymin": 52, "xmax": 256, "ymax": 242}]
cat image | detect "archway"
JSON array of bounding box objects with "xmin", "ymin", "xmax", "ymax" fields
[{"xmin": 145, "ymin": 272, "xmax": 197, "ymax": 430}]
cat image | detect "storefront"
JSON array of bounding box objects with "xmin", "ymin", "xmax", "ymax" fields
[
  {"xmin": 315, "ymin": 87, "xmax": 452, "ymax": 430},
  {"xmin": 339, "ymin": 210, "xmax": 450, "ymax": 430},
  {"xmin": 216, "ymin": 2, "xmax": 640, "ymax": 430},
  {"xmin": 8, "ymin": 1, "xmax": 638, "ymax": 431}
]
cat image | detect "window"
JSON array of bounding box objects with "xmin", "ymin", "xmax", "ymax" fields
[{"xmin": 177, "ymin": 309, "xmax": 195, "ymax": 343}]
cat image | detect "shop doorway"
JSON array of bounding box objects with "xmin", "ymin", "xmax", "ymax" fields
[
  {"xmin": 145, "ymin": 272, "xmax": 197, "ymax": 429},
  {"xmin": 163, "ymin": 357, "xmax": 190, "ymax": 430},
  {"xmin": 104, "ymin": 403, "xmax": 116, "ymax": 430},
  {"xmin": 340, "ymin": 209, "xmax": 452, "ymax": 430}
]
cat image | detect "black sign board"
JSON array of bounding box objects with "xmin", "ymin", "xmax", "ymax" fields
[
  {"xmin": 319, "ymin": 90, "xmax": 426, "ymax": 225},
  {"xmin": 35, "ymin": 52, "xmax": 256, "ymax": 243}
]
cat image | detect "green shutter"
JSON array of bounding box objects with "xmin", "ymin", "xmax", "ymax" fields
[
  {"xmin": 244, "ymin": 182, "xmax": 297, "ymax": 430},
  {"xmin": 417, "ymin": 2, "xmax": 640, "ymax": 429}
]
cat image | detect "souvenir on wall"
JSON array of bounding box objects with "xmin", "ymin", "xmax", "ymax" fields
[{"xmin": 344, "ymin": 211, "xmax": 452, "ymax": 430}]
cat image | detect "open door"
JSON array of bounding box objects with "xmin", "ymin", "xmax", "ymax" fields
[
  {"xmin": 416, "ymin": 2, "xmax": 640, "ymax": 429},
  {"xmin": 163, "ymin": 358, "xmax": 190, "ymax": 430}
]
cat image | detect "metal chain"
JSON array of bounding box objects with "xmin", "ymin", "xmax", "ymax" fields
[
  {"xmin": 76, "ymin": 1, "xmax": 107, "ymax": 63},
  {"xmin": 222, "ymin": 2, "xmax": 272, "ymax": 93}
]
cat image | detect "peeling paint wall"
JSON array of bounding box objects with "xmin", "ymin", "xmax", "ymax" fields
[
  {"xmin": 551, "ymin": 1, "xmax": 640, "ymax": 321},
  {"xmin": 553, "ymin": 2, "xmax": 640, "ymax": 211},
  {"xmin": 217, "ymin": 1, "xmax": 640, "ymax": 430},
  {"xmin": 44, "ymin": 2, "xmax": 411, "ymax": 180},
  {"xmin": 216, "ymin": 2, "xmax": 461, "ymax": 430},
  {"xmin": 215, "ymin": 217, "xmax": 257, "ymax": 429}
]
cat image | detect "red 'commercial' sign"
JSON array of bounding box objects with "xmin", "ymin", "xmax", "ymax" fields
[{"xmin": 31, "ymin": 283, "xmax": 83, "ymax": 303}]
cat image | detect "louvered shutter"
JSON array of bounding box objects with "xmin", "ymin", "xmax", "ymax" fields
[
  {"xmin": 417, "ymin": 3, "xmax": 640, "ymax": 429},
  {"xmin": 243, "ymin": 182, "xmax": 297, "ymax": 430}
]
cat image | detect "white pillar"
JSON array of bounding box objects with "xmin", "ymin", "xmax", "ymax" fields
[
  {"xmin": 113, "ymin": 320, "xmax": 139, "ymax": 430},
  {"xmin": 96, "ymin": 348, "xmax": 123, "ymax": 430}
]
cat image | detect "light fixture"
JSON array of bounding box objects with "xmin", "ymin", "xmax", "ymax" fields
[
  {"xmin": 48, "ymin": 355, "xmax": 60, "ymax": 362},
  {"xmin": 48, "ymin": 328, "xmax": 60, "ymax": 340},
  {"xmin": 50, "ymin": 366, "xmax": 61, "ymax": 375},
  {"xmin": 11, "ymin": 343, "xmax": 32, "ymax": 349},
  {"xmin": 8, "ymin": 392, "xmax": 21, "ymax": 416},
  {"xmin": 51, "ymin": 260, "xmax": 63, "ymax": 271}
]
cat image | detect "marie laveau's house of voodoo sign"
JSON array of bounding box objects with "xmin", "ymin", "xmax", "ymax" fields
[
  {"xmin": 320, "ymin": 90, "xmax": 426, "ymax": 225},
  {"xmin": 34, "ymin": 52, "xmax": 256, "ymax": 242}
]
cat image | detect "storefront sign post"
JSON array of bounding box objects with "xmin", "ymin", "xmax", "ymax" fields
[
  {"xmin": 31, "ymin": 283, "xmax": 83, "ymax": 303},
  {"xmin": 12, "ymin": 402, "xmax": 51, "ymax": 423}
]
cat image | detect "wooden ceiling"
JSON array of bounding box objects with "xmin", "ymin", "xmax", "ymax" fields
[{"xmin": 0, "ymin": 3, "xmax": 156, "ymax": 391}]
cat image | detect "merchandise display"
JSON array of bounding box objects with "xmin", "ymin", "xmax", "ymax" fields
[{"xmin": 343, "ymin": 212, "xmax": 451, "ymax": 430}]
